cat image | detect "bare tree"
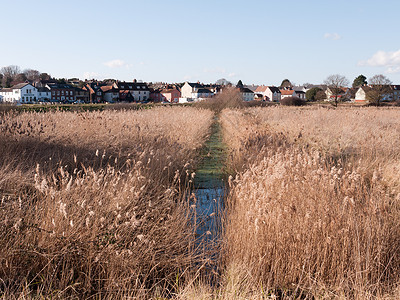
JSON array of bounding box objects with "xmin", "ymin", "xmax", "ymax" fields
[
  {"xmin": 323, "ymin": 74, "xmax": 349, "ymax": 107},
  {"xmin": 366, "ymin": 74, "xmax": 392, "ymax": 106},
  {"xmin": 24, "ymin": 69, "xmax": 41, "ymax": 81},
  {"xmin": 1, "ymin": 65, "xmax": 21, "ymax": 87}
]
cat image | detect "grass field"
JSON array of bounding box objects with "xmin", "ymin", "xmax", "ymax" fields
[
  {"xmin": 0, "ymin": 107, "xmax": 214, "ymax": 298},
  {"xmin": 220, "ymin": 106, "xmax": 400, "ymax": 299},
  {"xmin": 2, "ymin": 101, "xmax": 400, "ymax": 299}
]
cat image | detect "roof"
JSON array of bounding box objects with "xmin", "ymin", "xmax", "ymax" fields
[
  {"xmin": 195, "ymin": 88, "xmax": 213, "ymax": 94},
  {"xmin": 268, "ymin": 86, "xmax": 281, "ymax": 93},
  {"xmin": 186, "ymin": 82, "xmax": 203, "ymax": 88},
  {"xmin": 47, "ymin": 83, "xmax": 75, "ymax": 90},
  {"xmin": 100, "ymin": 85, "xmax": 117, "ymax": 93},
  {"xmin": 238, "ymin": 87, "xmax": 254, "ymax": 93},
  {"xmin": 12, "ymin": 83, "xmax": 30, "ymax": 89},
  {"xmin": 280, "ymin": 89, "xmax": 295, "ymax": 95},
  {"xmin": 161, "ymin": 88, "xmax": 180, "ymax": 94},
  {"xmin": 255, "ymin": 85, "xmax": 268, "ymax": 93},
  {"xmin": 37, "ymin": 87, "xmax": 50, "ymax": 92},
  {"xmin": 116, "ymin": 81, "xmax": 150, "ymax": 91}
]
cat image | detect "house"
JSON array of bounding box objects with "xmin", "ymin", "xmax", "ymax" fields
[
  {"xmin": 294, "ymin": 90, "xmax": 306, "ymax": 100},
  {"xmin": 47, "ymin": 83, "xmax": 76, "ymax": 103},
  {"xmin": 181, "ymin": 82, "xmax": 204, "ymax": 99},
  {"xmin": 391, "ymin": 85, "xmax": 400, "ymax": 101},
  {"xmin": 75, "ymin": 88, "xmax": 90, "ymax": 103},
  {"xmin": 100, "ymin": 85, "xmax": 119, "ymax": 103},
  {"xmin": 255, "ymin": 86, "xmax": 281, "ymax": 102},
  {"xmin": 0, "ymin": 83, "xmax": 38, "ymax": 104},
  {"xmin": 37, "ymin": 87, "xmax": 51, "ymax": 102},
  {"xmin": 280, "ymin": 89, "xmax": 296, "ymax": 99},
  {"xmin": 161, "ymin": 88, "xmax": 181, "ymax": 103},
  {"xmin": 325, "ymin": 87, "xmax": 349, "ymax": 102},
  {"xmin": 238, "ymin": 87, "xmax": 255, "ymax": 102},
  {"xmin": 149, "ymin": 88, "xmax": 164, "ymax": 103},
  {"xmin": 354, "ymin": 86, "xmax": 370, "ymax": 102},
  {"xmin": 354, "ymin": 85, "xmax": 399, "ymax": 103},
  {"xmin": 83, "ymin": 83, "xmax": 104, "ymax": 103},
  {"xmin": 113, "ymin": 80, "xmax": 150, "ymax": 102},
  {"xmin": 119, "ymin": 90, "xmax": 135, "ymax": 102},
  {"xmin": 191, "ymin": 88, "xmax": 213, "ymax": 100}
]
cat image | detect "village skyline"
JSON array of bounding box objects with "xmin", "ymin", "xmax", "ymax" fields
[{"xmin": 1, "ymin": 0, "xmax": 400, "ymax": 84}]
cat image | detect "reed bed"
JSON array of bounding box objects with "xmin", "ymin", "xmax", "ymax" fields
[
  {"xmin": 220, "ymin": 107, "xmax": 400, "ymax": 299},
  {"xmin": 0, "ymin": 107, "xmax": 214, "ymax": 298}
]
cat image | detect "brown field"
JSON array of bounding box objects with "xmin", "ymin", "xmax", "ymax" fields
[
  {"xmin": 2, "ymin": 102, "xmax": 400, "ymax": 299},
  {"xmin": 220, "ymin": 107, "xmax": 400, "ymax": 299},
  {"xmin": 0, "ymin": 107, "xmax": 214, "ymax": 298}
]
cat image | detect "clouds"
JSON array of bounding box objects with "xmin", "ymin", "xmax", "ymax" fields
[
  {"xmin": 83, "ymin": 71, "xmax": 100, "ymax": 80},
  {"xmin": 103, "ymin": 59, "xmax": 131, "ymax": 68},
  {"xmin": 324, "ymin": 33, "xmax": 342, "ymax": 40},
  {"xmin": 359, "ymin": 50, "xmax": 400, "ymax": 73}
]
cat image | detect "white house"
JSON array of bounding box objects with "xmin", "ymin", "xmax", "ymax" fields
[
  {"xmin": 255, "ymin": 86, "xmax": 281, "ymax": 102},
  {"xmin": 37, "ymin": 87, "xmax": 51, "ymax": 102},
  {"xmin": 191, "ymin": 88, "xmax": 213, "ymax": 99},
  {"xmin": 181, "ymin": 82, "xmax": 203, "ymax": 99},
  {"xmin": 354, "ymin": 85, "xmax": 399, "ymax": 103},
  {"xmin": 280, "ymin": 89, "xmax": 296, "ymax": 99},
  {"xmin": 0, "ymin": 83, "xmax": 38, "ymax": 104},
  {"xmin": 114, "ymin": 81, "xmax": 150, "ymax": 102}
]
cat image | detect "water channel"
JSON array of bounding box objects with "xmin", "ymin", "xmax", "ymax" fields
[{"xmin": 193, "ymin": 117, "xmax": 226, "ymax": 243}]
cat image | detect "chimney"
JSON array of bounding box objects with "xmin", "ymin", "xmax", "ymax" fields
[{"xmin": 133, "ymin": 79, "xmax": 137, "ymax": 83}]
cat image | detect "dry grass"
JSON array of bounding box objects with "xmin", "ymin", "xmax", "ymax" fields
[
  {"xmin": 220, "ymin": 107, "xmax": 400, "ymax": 299},
  {"xmin": 0, "ymin": 107, "xmax": 214, "ymax": 298}
]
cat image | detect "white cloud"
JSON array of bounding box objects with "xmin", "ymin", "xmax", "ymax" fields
[
  {"xmin": 103, "ymin": 59, "xmax": 128, "ymax": 68},
  {"xmin": 83, "ymin": 71, "xmax": 100, "ymax": 80},
  {"xmin": 324, "ymin": 33, "xmax": 342, "ymax": 40},
  {"xmin": 359, "ymin": 49, "xmax": 400, "ymax": 73},
  {"xmin": 227, "ymin": 72, "xmax": 237, "ymax": 78}
]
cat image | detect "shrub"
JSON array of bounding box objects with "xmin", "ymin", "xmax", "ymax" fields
[{"xmin": 279, "ymin": 96, "xmax": 306, "ymax": 106}]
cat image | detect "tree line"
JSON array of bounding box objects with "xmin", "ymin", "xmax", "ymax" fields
[{"xmin": 0, "ymin": 65, "xmax": 51, "ymax": 88}]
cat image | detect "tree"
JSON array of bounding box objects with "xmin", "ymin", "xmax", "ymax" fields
[
  {"xmin": 1, "ymin": 65, "xmax": 21, "ymax": 87},
  {"xmin": 366, "ymin": 74, "xmax": 392, "ymax": 106},
  {"xmin": 280, "ymin": 79, "xmax": 292, "ymax": 89},
  {"xmin": 24, "ymin": 69, "xmax": 41, "ymax": 81},
  {"xmin": 39, "ymin": 73, "xmax": 52, "ymax": 81},
  {"xmin": 215, "ymin": 78, "xmax": 232, "ymax": 86},
  {"xmin": 323, "ymin": 74, "xmax": 349, "ymax": 107},
  {"xmin": 11, "ymin": 73, "xmax": 27, "ymax": 85},
  {"xmin": 305, "ymin": 87, "xmax": 323, "ymax": 101},
  {"xmin": 236, "ymin": 80, "xmax": 244, "ymax": 88},
  {"xmin": 352, "ymin": 75, "xmax": 367, "ymax": 88}
]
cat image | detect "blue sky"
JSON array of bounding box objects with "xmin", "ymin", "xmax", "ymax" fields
[{"xmin": 1, "ymin": 0, "xmax": 400, "ymax": 85}]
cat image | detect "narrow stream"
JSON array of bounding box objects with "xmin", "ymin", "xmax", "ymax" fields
[{"xmin": 193, "ymin": 117, "xmax": 226, "ymax": 243}]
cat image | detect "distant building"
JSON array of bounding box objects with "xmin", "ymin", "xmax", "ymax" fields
[
  {"xmin": 181, "ymin": 82, "xmax": 204, "ymax": 99},
  {"xmin": 0, "ymin": 83, "xmax": 38, "ymax": 104},
  {"xmin": 113, "ymin": 80, "xmax": 150, "ymax": 102},
  {"xmin": 101, "ymin": 86, "xmax": 119, "ymax": 103},
  {"xmin": 161, "ymin": 88, "xmax": 181, "ymax": 103},
  {"xmin": 47, "ymin": 83, "xmax": 76, "ymax": 103},
  {"xmin": 255, "ymin": 86, "xmax": 281, "ymax": 101},
  {"xmin": 238, "ymin": 87, "xmax": 255, "ymax": 101},
  {"xmin": 37, "ymin": 87, "xmax": 51, "ymax": 102},
  {"xmin": 191, "ymin": 88, "xmax": 213, "ymax": 99},
  {"xmin": 280, "ymin": 89, "xmax": 296, "ymax": 99}
]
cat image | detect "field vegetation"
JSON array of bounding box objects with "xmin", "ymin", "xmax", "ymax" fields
[
  {"xmin": 0, "ymin": 107, "xmax": 214, "ymax": 298},
  {"xmin": 220, "ymin": 107, "xmax": 400, "ymax": 299}
]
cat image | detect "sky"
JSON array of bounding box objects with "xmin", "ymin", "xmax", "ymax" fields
[{"xmin": 1, "ymin": 0, "xmax": 400, "ymax": 86}]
